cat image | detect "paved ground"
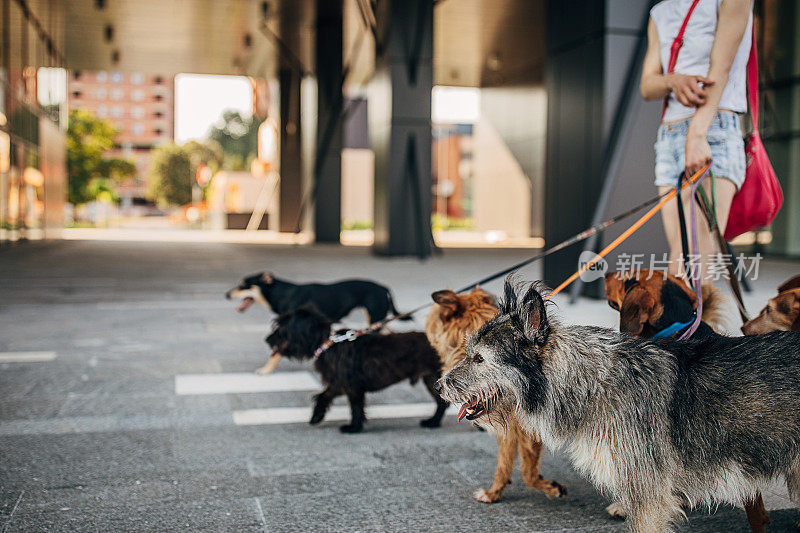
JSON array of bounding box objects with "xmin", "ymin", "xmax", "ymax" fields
[{"xmin": 1, "ymin": 239, "xmax": 800, "ymax": 532}]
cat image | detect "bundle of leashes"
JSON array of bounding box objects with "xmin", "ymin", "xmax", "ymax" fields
[
  {"xmin": 313, "ymin": 165, "xmax": 717, "ymax": 355},
  {"xmin": 654, "ymin": 168, "xmax": 751, "ymax": 339}
]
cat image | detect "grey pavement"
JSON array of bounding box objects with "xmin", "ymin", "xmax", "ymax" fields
[{"xmin": 1, "ymin": 239, "xmax": 799, "ymax": 532}]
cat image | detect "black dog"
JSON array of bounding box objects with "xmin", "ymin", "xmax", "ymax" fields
[
  {"xmin": 266, "ymin": 306, "xmax": 448, "ymax": 433},
  {"xmin": 226, "ymin": 272, "xmax": 411, "ymax": 323}
]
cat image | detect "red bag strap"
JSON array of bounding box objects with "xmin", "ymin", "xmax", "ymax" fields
[
  {"xmin": 662, "ymin": 0, "xmax": 702, "ymax": 120},
  {"xmin": 747, "ymin": 21, "xmax": 759, "ymax": 133}
]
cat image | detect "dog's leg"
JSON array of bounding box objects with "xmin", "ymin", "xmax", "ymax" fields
[
  {"xmin": 255, "ymin": 352, "xmax": 282, "ymax": 375},
  {"xmin": 743, "ymin": 493, "xmax": 769, "ymax": 533},
  {"xmin": 340, "ymin": 390, "xmax": 366, "ymax": 433},
  {"xmin": 786, "ymin": 458, "xmax": 800, "ymax": 530},
  {"xmin": 625, "ymin": 497, "xmax": 680, "ymax": 533},
  {"xmin": 310, "ymin": 387, "xmax": 338, "ymax": 425},
  {"xmin": 517, "ymin": 429, "xmax": 566, "ymax": 498},
  {"xmin": 420, "ymin": 374, "xmax": 449, "ymax": 428},
  {"xmin": 473, "ymin": 427, "xmax": 518, "ymax": 503}
]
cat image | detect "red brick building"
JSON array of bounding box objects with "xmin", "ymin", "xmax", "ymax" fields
[{"xmin": 68, "ymin": 71, "xmax": 174, "ymax": 202}]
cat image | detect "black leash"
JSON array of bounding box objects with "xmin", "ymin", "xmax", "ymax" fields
[{"xmin": 370, "ymin": 184, "xmax": 688, "ymax": 329}]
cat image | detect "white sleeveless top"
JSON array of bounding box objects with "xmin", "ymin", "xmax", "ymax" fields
[{"xmin": 651, "ymin": 0, "xmax": 752, "ymax": 123}]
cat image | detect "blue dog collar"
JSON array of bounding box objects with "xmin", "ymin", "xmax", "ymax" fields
[{"xmin": 652, "ymin": 317, "xmax": 696, "ymax": 339}]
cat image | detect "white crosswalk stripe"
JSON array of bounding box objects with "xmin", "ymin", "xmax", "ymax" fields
[
  {"xmin": 174, "ymin": 371, "xmax": 320, "ymax": 395},
  {"xmin": 233, "ymin": 403, "xmax": 453, "ymax": 426},
  {"xmin": 0, "ymin": 351, "xmax": 57, "ymax": 363}
]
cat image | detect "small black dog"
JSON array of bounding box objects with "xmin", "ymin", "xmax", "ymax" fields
[
  {"xmin": 266, "ymin": 306, "xmax": 448, "ymax": 433},
  {"xmin": 226, "ymin": 272, "xmax": 411, "ymax": 323}
]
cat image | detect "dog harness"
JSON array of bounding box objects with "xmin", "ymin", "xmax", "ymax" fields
[{"xmin": 652, "ymin": 317, "xmax": 696, "ymax": 339}]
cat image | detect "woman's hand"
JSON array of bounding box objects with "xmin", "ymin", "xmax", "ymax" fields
[
  {"xmin": 667, "ymin": 74, "xmax": 715, "ymax": 107},
  {"xmin": 685, "ymin": 133, "xmax": 712, "ymax": 176}
]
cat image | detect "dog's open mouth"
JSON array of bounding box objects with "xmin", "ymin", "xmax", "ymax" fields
[
  {"xmin": 457, "ymin": 395, "xmax": 487, "ymax": 422},
  {"xmin": 236, "ymin": 297, "xmax": 255, "ymax": 313}
]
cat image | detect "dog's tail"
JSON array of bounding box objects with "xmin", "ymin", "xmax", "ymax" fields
[
  {"xmin": 700, "ymin": 283, "xmax": 732, "ymax": 334},
  {"xmin": 388, "ymin": 293, "xmax": 414, "ymax": 321}
]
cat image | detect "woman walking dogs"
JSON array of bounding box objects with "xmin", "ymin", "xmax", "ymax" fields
[{"xmin": 641, "ymin": 0, "xmax": 752, "ymax": 280}]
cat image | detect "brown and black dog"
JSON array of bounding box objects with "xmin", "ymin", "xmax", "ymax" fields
[
  {"xmin": 426, "ymin": 287, "xmax": 566, "ymax": 503},
  {"xmin": 742, "ymin": 274, "xmax": 800, "ymax": 335},
  {"xmin": 604, "ymin": 269, "xmax": 729, "ymax": 337}
]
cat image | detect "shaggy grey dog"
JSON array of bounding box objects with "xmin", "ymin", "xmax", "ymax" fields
[{"xmin": 435, "ymin": 279, "xmax": 800, "ymax": 532}]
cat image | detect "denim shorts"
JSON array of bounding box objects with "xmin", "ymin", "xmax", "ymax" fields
[{"xmin": 654, "ymin": 112, "xmax": 746, "ymax": 189}]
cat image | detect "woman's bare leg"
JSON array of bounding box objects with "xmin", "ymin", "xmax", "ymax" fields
[{"xmin": 657, "ymin": 177, "xmax": 736, "ymax": 281}]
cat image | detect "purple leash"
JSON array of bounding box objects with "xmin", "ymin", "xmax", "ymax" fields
[{"xmin": 679, "ymin": 169, "xmax": 708, "ymax": 340}]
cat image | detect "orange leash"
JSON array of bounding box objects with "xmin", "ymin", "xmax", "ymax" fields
[{"xmin": 545, "ymin": 164, "xmax": 710, "ymax": 301}]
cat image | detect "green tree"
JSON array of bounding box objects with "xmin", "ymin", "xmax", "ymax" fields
[
  {"xmin": 147, "ymin": 144, "xmax": 193, "ymax": 206},
  {"xmin": 183, "ymin": 139, "xmax": 224, "ymax": 174},
  {"xmin": 66, "ymin": 109, "xmax": 136, "ymax": 204},
  {"xmin": 207, "ymin": 110, "xmax": 261, "ymax": 171}
]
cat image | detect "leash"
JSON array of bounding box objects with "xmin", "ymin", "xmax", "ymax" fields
[
  {"xmin": 312, "ymin": 166, "xmax": 710, "ymax": 356},
  {"xmin": 678, "ymin": 170, "xmax": 705, "ymax": 339},
  {"xmin": 652, "ymin": 171, "xmax": 701, "ymax": 339},
  {"xmin": 545, "ymin": 164, "xmax": 710, "ymax": 301},
  {"xmin": 694, "ymin": 182, "xmax": 751, "ymax": 322}
]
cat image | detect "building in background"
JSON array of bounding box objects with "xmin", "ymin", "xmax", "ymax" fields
[
  {"xmin": 0, "ymin": 1, "xmax": 67, "ymax": 243},
  {"xmin": 67, "ymin": 70, "xmax": 174, "ymax": 205}
]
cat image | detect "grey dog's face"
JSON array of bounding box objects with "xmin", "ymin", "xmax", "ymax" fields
[{"xmin": 436, "ymin": 280, "xmax": 551, "ymax": 427}]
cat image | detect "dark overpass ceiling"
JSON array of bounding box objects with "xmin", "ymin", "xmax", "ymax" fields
[
  {"xmin": 59, "ymin": 0, "xmax": 544, "ymax": 86},
  {"xmin": 434, "ymin": 0, "xmax": 545, "ymax": 87}
]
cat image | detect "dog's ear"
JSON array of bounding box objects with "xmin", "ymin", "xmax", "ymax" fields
[
  {"xmin": 519, "ymin": 284, "xmax": 550, "ymax": 347},
  {"xmin": 261, "ymin": 272, "xmax": 273, "ymax": 284},
  {"xmin": 431, "ymin": 290, "xmax": 460, "ymax": 312},
  {"xmin": 501, "ymin": 279, "xmax": 518, "ymax": 315},
  {"xmin": 775, "ymin": 290, "xmax": 800, "ymax": 318},
  {"xmin": 778, "ymin": 275, "xmax": 800, "ymax": 294},
  {"xmin": 604, "ymin": 273, "xmax": 625, "ymax": 311},
  {"xmin": 619, "ymin": 287, "xmax": 656, "ymax": 335}
]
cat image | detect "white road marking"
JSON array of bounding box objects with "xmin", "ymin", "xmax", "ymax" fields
[
  {"xmin": 96, "ymin": 300, "xmax": 231, "ymax": 310},
  {"xmin": 0, "ymin": 351, "xmax": 57, "ymax": 363},
  {"xmin": 174, "ymin": 371, "xmax": 319, "ymax": 395},
  {"xmin": 233, "ymin": 402, "xmax": 452, "ymax": 426}
]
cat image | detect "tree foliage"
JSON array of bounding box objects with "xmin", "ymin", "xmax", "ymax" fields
[
  {"xmin": 147, "ymin": 144, "xmax": 193, "ymax": 206},
  {"xmin": 66, "ymin": 109, "xmax": 136, "ymax": 205},
  {"xmin": 207, "ymin": 110, "xmax": 261, "ymax": 171},
  {"xmin": 184, "ymin": 139, "xmax": 224, "ymax": 174}
]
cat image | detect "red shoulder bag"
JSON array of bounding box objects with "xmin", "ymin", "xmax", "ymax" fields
[
  {"xmin": 723, "ymin": 23, "xmax": 783, "ymax": 241},
  {"xmin": 664, "ymin": 2, "xmax": 783, "ymax": 240}
]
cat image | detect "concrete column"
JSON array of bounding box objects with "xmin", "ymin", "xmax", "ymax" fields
[
  {"xmin": 544, "ymin": 0, "xmax": 664, "ymax": 291},
  {"xmin": 369, "ymin": 0, "xmax": 434, "ymax": 257},
  {"xmin": 313, "ymin": 0, "xmax": 344, "ymax": 243}
]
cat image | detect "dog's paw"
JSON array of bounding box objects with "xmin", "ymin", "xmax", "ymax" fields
[
  {"xmin": 605, "ymin": 501, "xmax": 627, "ymax": 520},
  {"xmin": 309, "ymin": 412, "xmax": 325, "ymax": 425},
  {"xmin": 419, "ymin": 417, "xmax": 441, "ymax": 428},
  {"xmin": 540, "ymin": 479, "xmax": 567, "ymax": 499},
  {"xmin": 339, "ymin": 424, "xmax": 363, "ymax": 434},
  {"xmin": 473, "ymin": 488, "xmax": 502, "ymax": 503},
  {"xmin": 255, "ymin": 365, "xmax": 273, "ymax": 375}
]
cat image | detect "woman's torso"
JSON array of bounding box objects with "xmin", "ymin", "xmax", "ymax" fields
[{"xmin": 651, "ymin": 0, "xmax": 753, "ymax": 123}]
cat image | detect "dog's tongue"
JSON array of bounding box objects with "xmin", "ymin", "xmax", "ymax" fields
[
  {"xmin": 457, "ymin": 397, "xmax": 477, "ymax": 422},
  {"xmin": 236, "ymin": 297, "xmax": 254, "ymax": 313}
]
